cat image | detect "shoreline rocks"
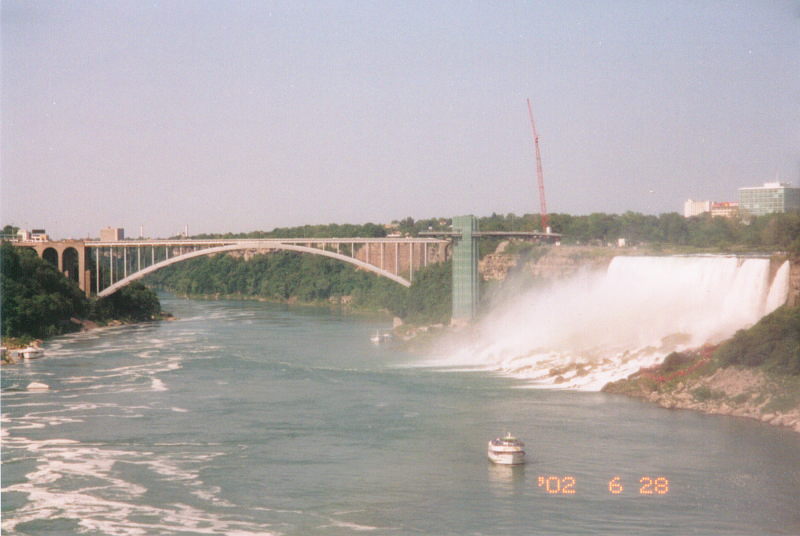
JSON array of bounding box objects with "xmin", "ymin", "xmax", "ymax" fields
[{"xmin": 604, "ymin": 364, "xmax": 800, "ymax": 434}]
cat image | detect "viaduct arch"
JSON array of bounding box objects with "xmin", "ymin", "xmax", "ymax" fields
[{"xmin": 23, "ymin": 241, "xmax": 91, "ymax": 293}]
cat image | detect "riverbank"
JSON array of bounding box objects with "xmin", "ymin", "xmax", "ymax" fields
[
  {"xmin": 602, "ymin": 350, "xmax": 800, "ymax": 434},
  {"xmin": 1, "ymin": 312, "xmax": 174, "ymax": 366}
]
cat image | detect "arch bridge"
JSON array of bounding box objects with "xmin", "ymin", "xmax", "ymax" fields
[
  {"xmin": 14, "ymin": 237, "xmax": 449, "ymax": 297},
  {"xmin": 14, "ymin": 216, "xmax": 558, "ymax": 321}
]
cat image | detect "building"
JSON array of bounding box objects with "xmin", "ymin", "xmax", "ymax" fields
[
  {"xmin": 100, "ymin": 227, "xmax": 125, "ymax": 241},
  {"xmin": 683, "ymin": 199, "xmax": 711, "ymax": 218},
  {"xmin": 738, "ymin": 182, "xmax": 800, "ymax": 218},
  {"xmin": 30, "ymin": 229, "xmax": 49, "ymax": 242},
  {"xmin": 711, "ymin": 202, "xmax": 738, "ymax": 218}
]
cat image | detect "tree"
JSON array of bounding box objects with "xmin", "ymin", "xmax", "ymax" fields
[
  {"xmin": 1, "ymin": 242, "xmax": 90, "ymax": 338},
  {"xmin": 93, "ymin": 281, "xmax": 161, "ymax": 322}
]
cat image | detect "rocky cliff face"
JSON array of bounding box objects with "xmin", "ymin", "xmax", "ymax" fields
[{"xmin": 479, "ymin": 244, "xmax": 617, "ymax": 282}]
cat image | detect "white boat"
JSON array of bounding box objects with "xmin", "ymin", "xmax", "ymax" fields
[
  {"xmin": 26, "ymin": 381, "xmax": 49, "ymax": 391},
  {"xmin": 370, "ymin": 330, "xmax": 393, "ymax": 344},
  {"xmin": 21, "ymin": 347, "xmax": 44, "ymax": 359},
  {"xmin": 488, "ymin": 433, "xmax": 526, "ymax": 465}
]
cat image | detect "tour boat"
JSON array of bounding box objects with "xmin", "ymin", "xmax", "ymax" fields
[{"xmin": 488, "ymin": 433, "xmax": 526, "ymax": 465}]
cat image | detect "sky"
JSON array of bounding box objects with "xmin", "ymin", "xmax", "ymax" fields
[{"xmin": 2, "ymin": 0, "xmax": 799, "ymax": 239}]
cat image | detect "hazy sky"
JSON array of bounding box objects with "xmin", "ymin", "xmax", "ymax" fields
[{"xmin": 3, "ymin": 1, "xmax": 799, "ymax": 239}]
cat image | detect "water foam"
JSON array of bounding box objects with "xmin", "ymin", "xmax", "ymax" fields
[
  {"xmin": 438, "ymin": 256, "xmax": 789, "ymax": 391},
  {"xmin": 1, "ymin": 433, "xmax": 273, "ymax": 536}
]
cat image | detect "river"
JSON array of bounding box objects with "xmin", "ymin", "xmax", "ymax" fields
[{"xmin": 2, "ymin": 294, "xmax": 800, "ymax": 535}]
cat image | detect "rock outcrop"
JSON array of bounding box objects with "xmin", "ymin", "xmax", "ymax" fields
[{"xmin": 604, "ymin": 359, "xmax": 800, "ymax": 434}]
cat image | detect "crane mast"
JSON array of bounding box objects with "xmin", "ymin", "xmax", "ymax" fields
[{"xmin": 527, "ymin": 98, "xmax": 549, "ymax": 233}]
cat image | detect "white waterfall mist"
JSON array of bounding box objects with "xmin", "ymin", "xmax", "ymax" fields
[{"xmin": 432, "ymin": 256, "xmax": 790, "ymax": 391}]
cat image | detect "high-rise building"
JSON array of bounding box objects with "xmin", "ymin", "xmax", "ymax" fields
[
  {"xmin": 738, "ymin": 182, "xmax": 800, "ymax": 218},
  {"xmin": 683, "ymin": 199, "xmax": 711, "ymax": 217}
]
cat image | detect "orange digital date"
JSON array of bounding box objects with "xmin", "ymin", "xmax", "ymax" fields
[
  {"xmin": 609, "ymin": 476, "xmax": 669, "ymax": 495},
  {"xmin": 537, "ymin": 475, "xmax": 576, "ymax": 494},
  {"xmin": 536, "ymin": 476, "xmax": 670, "ymax": 495}
]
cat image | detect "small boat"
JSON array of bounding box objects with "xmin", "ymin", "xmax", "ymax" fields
[
  {"xmin": 21, "ymin": 347, "xmax": 44, "ymax": 360},
  {"xmin": 370, "ymin": 330, "xmax": 393, "ymax": 344},
  {"xmin": 488, "ymin": 433, "xmax": 526, "ymax": 465},
  {"xmin": 26, "ymin": 382, "xmax": 49, "ymax": 391}
]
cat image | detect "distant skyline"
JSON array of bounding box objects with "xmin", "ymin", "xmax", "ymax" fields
[{"xmin": 3, "ymin": 1, "xmax": 799, "ymax": 239}]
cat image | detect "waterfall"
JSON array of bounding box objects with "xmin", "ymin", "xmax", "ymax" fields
[{"xmin": 434, "ymin": 256, "xmax": 790, "ymax": 391}]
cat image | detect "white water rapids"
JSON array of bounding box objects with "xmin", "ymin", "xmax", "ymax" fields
[{"xmin": 432, "ymin": 256, "xmax": 791, "ymax": 391}]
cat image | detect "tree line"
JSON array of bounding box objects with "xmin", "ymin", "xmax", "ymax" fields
[
  {"xmin": 477, "ymin": 211, "xmax": 800, "ymax": 253},
  {"xmin": 190, "ymin": 211, "xmax": 800, "ymax": 254}
]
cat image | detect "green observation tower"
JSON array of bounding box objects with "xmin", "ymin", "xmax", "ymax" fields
[
  {"xmin": 421, "ymin": 214, "xmax": 557, "ymax": 324},
  {"xmin": 451, "ymin": 215, "xmax": 480, "ymax": 322}
]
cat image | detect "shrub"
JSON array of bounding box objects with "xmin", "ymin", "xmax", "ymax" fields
[{"xmin": 715, "ymin": 305, "xmax": 800, "ymax": 375}]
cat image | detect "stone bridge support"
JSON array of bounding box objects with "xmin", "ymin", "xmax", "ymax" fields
[{"xmin": 23, "ymin": 240, "xmax": 91, "ymax": 296}]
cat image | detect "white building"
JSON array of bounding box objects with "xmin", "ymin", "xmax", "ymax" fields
[{"xmin": 683, "ymin": 199, "xmax": 711, "ymax": 218}]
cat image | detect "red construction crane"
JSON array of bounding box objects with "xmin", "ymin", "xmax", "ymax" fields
[{"xmin": 527, "ymin": 98, "xmax": 549, "ymax": 233}]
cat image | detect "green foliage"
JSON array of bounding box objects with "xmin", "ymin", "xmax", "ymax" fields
[
  {"xmin": 1, "ymin": 242, "xmax": 162, "ymax": 339},
  {"xmin": 2, "ymin": 224, "xmax": 19, "ymax": 241},
  {"xmin": 715, "ymin": 305, "xmax": 800, "ymax": 375},
  {"xmin": 691, "ymin": 385, "xmax": 723, "ymax": 402},
  {"xmin": 193, "ymin": 221, "xmax": 389, "ymax": 240},
  {"xmin": 660, "ymin": 351, "xmax": 694, "ymax": 374},
  {"xmin": 146, "ymin": 251, "xmax": 385, "ymax": 302},
  {"xmin": 178, "ymin": 210, "xmax": 797, "ymax": 257},
  {"xmin": 93, "ymin": 281, "xmax": 161, "ymax": 322},
  {"xmin": 403, "ymin": 260, "xmax": 452, "ymax": 325},
  {"xmin": 1, "ymin": 242, "xmax": 90, "ymax": 338}
]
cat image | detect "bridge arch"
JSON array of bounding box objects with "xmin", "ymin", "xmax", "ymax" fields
[
  {"xmin": 62, "ymin": 247, "xmax": 80, "ymax": 283},
  {"xmin": 42, "ymin": 247, "xmax": 59, "ymax": 267},
  {"xmin": 97, "ymin": 242, "xmax": 413, "ymax": 297}
]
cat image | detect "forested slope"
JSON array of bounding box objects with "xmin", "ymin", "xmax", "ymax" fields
[{"xmin": 1, "ymin": 242, "xmax": 162, "ymax": 340}]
